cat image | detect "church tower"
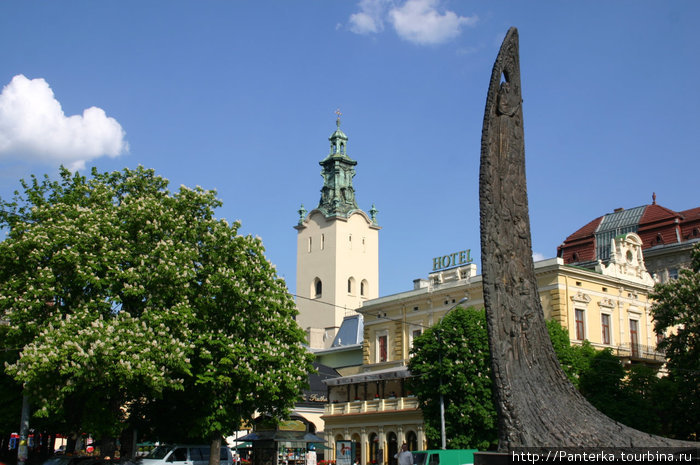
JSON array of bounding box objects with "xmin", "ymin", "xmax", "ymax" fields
[{"xmin": 295, "ymin": 114, "xmax": 380, "ymax": 349}]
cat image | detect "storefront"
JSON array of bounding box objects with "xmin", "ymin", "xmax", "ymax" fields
[{"xmin": 236, "ymin": 416, "xmax": 326, "ymax": 465}]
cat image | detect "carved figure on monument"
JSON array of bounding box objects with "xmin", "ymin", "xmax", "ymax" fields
[{"xmin": 478, "ymin": 27, "xmax": 694, "ymax": 450}]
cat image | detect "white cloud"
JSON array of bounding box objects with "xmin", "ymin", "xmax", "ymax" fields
[
  {"xmin": 388, "ymin": 0, "xmax": 477, "ymax": 45},
  {"xmin": 532, "ymin": 252, "xmax": 547, "ymax": 262},
  {"xmin": 0, "ymin": 74, "xmax": 128, "ymax": 171},
  {"xmin": 348, "ymin": 0, "xmax": 477, "ymax": 45},
  {"xmin": 348, "ymin": 0, "xmax": 390, "ymax": 35}
]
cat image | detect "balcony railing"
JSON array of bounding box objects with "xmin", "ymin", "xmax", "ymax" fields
[
  {"xmin": 613, "ymin": 343, "xmax": 666, "ymax": 363},
  {"xmin": 325, "ymin": 396, "xmax": 420, "ymax": 415}
]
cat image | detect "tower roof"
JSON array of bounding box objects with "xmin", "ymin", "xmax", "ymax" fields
[
  {"xmin": 316, "ymin": 115, "xmax": 360, "ymax": 218},
  {"xmin": 328, "ymin": 114, "xmax": 348, "ymax": 142}
]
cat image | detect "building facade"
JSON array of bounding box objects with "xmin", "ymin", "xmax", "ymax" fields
[
  {"xmin": 295, "ymin": 117, "xmax": 380, "ymax": 349},
  {"xmin": 322, "ymin": 234, "xmax": 663, "ymax": 463},
  {"xmin": 557, "ymin": 197, "xmax": 700, "ymax": 283}
]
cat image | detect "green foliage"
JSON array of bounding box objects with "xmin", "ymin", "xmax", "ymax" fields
[
  {"xmin": 0, "ymin": 166, "xmax": 313, "ymax": 443},
  {"xmin": 550, "ymin": 320, "xmax": 663, "ymax": 435},
  {"xmin": 409, "ymin": 314, "xmax": 674, "ymax": 449},
  {"xmin": 579, "ymin": 349, "xmax": 626, "ymax": 419},
  {"xmin": 623, "ymin": 364, "xmax": 664, "ymax": 435},
  {"xmin": 407, "ymin": 307, "xmax": 497, "ymax": 451},
  {"xmin": 579, "ymin": 349, "xmax": 663, "ymax": 435},
  {"xmin": 545, "ymin": 320, "xmax": 596, "ymax": 388},
  {"xmin": 0, "ymin": 325, "xmax": 22, "ymax": 435},
  {"xmin": 650, "ymin": 243, "xmax": 700, "ymax": 440}
]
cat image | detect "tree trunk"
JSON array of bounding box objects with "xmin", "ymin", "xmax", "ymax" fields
[
  {"xmin": 66, "ymin": 436, "xmax": 76, "ymax": 454},
  {"xmin": 209, "ymin": 434, "xmax": 222, "ymax": 465}
]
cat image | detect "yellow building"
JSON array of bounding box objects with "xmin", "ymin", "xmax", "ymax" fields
[{"xmin": 322, "ymin": 233, "xmax": 663, "ymax": 465}]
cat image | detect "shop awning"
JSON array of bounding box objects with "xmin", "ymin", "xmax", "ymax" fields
[
  {"xmin": 234, "ymin": 432, "xmax": 325, "ymax": 443},
  {"xmin": 309, "ymin": 443, "xmax": 331, "ymax": 450},
  {"xmin": 322, "ymin": 366, "xmax": 411, "ymax": 386}
]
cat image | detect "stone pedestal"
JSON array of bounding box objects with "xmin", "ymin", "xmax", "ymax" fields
[{"xmin": 473, "ymin": 452, "xmax": 509, "ymax": 465}]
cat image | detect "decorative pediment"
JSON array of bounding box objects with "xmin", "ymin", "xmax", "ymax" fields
[
  {"xmin": 627, "ymin": 306, "xmax": 642, "ymax": 315},
  {"xmin": 571, "ymin": 292, "xmax": 591, "ymax": 304},
  {"xmin": 598, "ymin": 233, "xmax": 655, "ymax": 286},
  {"xmin": 598, "ymin": 298, "xmax": 615, "ymax": 309}
]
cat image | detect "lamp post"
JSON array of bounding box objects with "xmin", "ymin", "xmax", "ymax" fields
[{"xmin": 437, "ymin": 297, "xmax": 468, "ymax": 450}]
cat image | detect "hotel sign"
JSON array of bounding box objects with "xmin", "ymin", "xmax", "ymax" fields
[{"xmin": 432, "ymin": 249, "xmax": 473, "ymax": 271}]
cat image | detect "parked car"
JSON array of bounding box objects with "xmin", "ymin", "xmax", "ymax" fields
[
  {"xmin": 411, "ymin": 450, "xmax": 477, "ymax": 465},
  {"xmin": 42, "ymin": 456, "xmax": 103, "ymax": 465},
  {"xmin": 140, "ymin": 445, "xmax": 233, "ymax": 465},
  {"xmin": 42, "ymin": 456, "xmax": 128, "ymax": 465}
]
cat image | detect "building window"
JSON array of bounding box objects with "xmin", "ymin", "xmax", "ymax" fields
[
  {"xmin": 406, "ymin": 431, "xmax": 418, "ymax": 451},
  {"xmin": 307, "ymin": 237, "xmax": 312, "ymax": 253},
  {"xmin": 630, "ymin": 319, "xmax": 639, "ymax": 357},
  {"xmin": 361, "ymin": 280, "xmax": 368, "ymax": 297},
  {"xmin": 377, "ymin": 334, "xmax": 388, "ymax": 363},
  {"xmin": 668, "ymin": 268, "xmax": 679, "ymax": 280},
  {"xmin": 313, "ymin": 278, "xmax": 322, "ymax": 298},
  {"xmin": 321, "ymin": 234, "xmax": 325, "ymax": 250},
  {"xmin": 409, "ymin": 328, "xmax": 423, "ymax": 355},
  {"xmin": 348, "ymin": 277, "xmax": 355, "ymax": 295},
  {"xmin": 575, "ymin": 309, "xmax": 585, "ymax": 341},
  {"xmin": 369, "ymin": 433, "xmax": 378, "ymax": 464},
  {"xmin": 601, "ymin": 314, "xmax": 611, "ymax": 345}
]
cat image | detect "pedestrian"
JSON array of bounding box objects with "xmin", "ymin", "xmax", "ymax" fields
[{"xmin": 394, "ymin": 443, "xmax": 413, "ymax": 465}]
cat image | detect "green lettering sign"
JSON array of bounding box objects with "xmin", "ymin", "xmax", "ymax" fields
[{"xmin": 432, "ymin": 249, "xmax": 472, "ymax": 271}]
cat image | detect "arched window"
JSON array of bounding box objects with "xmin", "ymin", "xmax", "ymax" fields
[
  {"xmin": 361, "ymin": 279, "xmax": 369, "ymax": 297},
  {"xmin": 348, "ymin": 277, "xmax": 356, "ymax": 295},
  {"xmin": 313, "ymin": 278, "xmax": 322, "ymax": 298},
  {"xmin": 369, "ymin": 433, "xmax": 379, "ymax": 465},
  {"xmin": 351, "ymin": 433, "xmax": 362, "ymax": 465},
  {"xmin": 405, "ymin": 431, "xmax": 418, "ymax": 451},
  {"xmin": 387, "ymin": 432, "xmax": 398, "ymax": 465}
]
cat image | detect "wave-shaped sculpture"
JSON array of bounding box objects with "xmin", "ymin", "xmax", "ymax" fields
[{"xmin": 478, "ymin": 27, "xmax": 693, "ymax": 450}]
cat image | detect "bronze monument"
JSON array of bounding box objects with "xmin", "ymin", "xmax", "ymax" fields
[{"xmin": 479, "ymin": 27, "xmax": 692, "ymax": 450}]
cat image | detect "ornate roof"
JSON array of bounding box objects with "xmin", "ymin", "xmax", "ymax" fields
[
  {"xmin": 558, "ymin": 197, "xmax": 700, "ymax": 265},
  {"xmin": 316, "ymin": 116, "xmax": 359, "ymax": 218}
]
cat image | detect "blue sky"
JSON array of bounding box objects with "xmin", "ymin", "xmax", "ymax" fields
[{"xmin": 1, "ymin": 1, "xmax": 699, "ymax": 298}]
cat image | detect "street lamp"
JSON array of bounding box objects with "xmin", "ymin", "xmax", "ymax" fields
[{"xmin": 437, "ymin": 296, "xmax": 468, "ymax": 450}]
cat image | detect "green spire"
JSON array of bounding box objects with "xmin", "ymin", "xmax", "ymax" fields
[
  {"xmin": 297, "ymin": 204, "xmax": 307, "ymax": 225},
  {"xmin": 317, "ymin": 111, "xmax": 359, "ymax": 217},
  {"xmin": 369, "ymin": 204, "xmax": 378, "ymax": 224}
]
